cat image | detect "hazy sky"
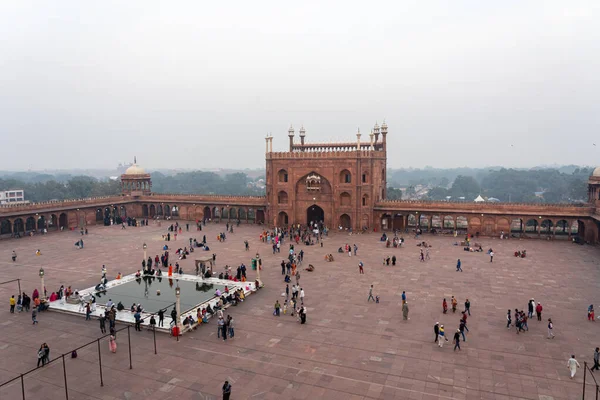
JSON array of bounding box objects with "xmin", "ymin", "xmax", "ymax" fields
[{"xmin": 1, "ymin": 2, "xmax": 599, "ymax": 171}]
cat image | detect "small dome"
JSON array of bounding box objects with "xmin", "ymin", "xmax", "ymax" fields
[
  {"xmin": 125, "ymin": 164, "xmax": 146, "ymax": 175},
  {"xmin": 593, "ymin": 166, "xmax": 600, "ymax": 177}
]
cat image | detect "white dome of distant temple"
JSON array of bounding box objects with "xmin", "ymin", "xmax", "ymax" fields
[
  {"xmin": 592, "ymin": 166, "xmax": 600, "ymax": 177},
  {"xmin": 124, "ymin": 157, "xmax": 146, "ymax": 175}
]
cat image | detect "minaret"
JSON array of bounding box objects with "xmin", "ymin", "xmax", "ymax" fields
[
  {"xmin": 288, "ymin": 125, "xmax": 295, "ymax": 151},
  {"xmin": 369, "ymin": 130, "xmax": 375, "ymax": 150},
  {"xmin": 299, "ymin": 125, "xmax": 306, "ymax": 146},
  {"xmin": 381, "ymin": 121, "xmax": 388, "ymax": 151},
  {"xmin": 265, "ymin": 135, "xmax": 270, "ymax": 154},
  {"xmin": 356, "ymin": 128, "xmax": 361, "ymax": 150},
  {"xmin": 373, "ymin": 122, "xmax": 380, "ymax": 143}
]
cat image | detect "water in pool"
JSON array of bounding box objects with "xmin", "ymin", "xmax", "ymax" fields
[{"xmin": 94, "ymin": 276, "xmax": 225, "ymax": 313}]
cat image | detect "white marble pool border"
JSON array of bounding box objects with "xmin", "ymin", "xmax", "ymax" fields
[{"xmin": 46, "ymin": 273, "xmax": 256, "ymax": 334}]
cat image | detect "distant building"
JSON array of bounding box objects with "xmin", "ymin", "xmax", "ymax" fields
[{"xmin": 0, "ymin": 189, "xmax": 26, "ymax": 205}]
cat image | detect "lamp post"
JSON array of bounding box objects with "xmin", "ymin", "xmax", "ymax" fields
[
  {"xmin": 143, "ymin": 243, "xmax": 147, "ymax": 262},
  {"xmin": 175, "ymin": 283, "xmax": 181, "ymax": 337},
  {"xmin": 39, "ymin": 267, "xmax": 45, "ymax": 300}
]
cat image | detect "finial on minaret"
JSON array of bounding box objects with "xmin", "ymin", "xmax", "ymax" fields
[
  {"xmin": 288, "ymin": 125, "xmax": 295, "ymax": 136},
  {"xmin": 288, "ymin": 125, "xmax": 295, "ymax": 151},
  {"xmin": 369, "ymin": 130, "xmax": 375, "ymax": 150},
  {"xmin": 299, "ymin": 125, "xmax": 306, "ymax": 146},
  {"xmin": 134, "ymin": 156, "xmax": 137, "ymax": 164}
]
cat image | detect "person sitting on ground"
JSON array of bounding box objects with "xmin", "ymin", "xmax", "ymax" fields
[
  {"xmin": 305, "ymin": 264, "xmax": 315, "ymax": 272},
  {"xmin": 206, "ymin": 304, "xmax": 214, "ymax": 315},
  {"xmin": 215, "ymin": 288, "xmax": 222, "ymax": 297},
  {"xmin": 218, "ymin": 272, "xmax": 224, "ymax": 280},
  {"xmin": 284, "ymin": 274, "xmax": 291, "ymax": 283},
  {"xmin": 116, "ymin": 301, "xmax": 125, "ymax": 311},
  {"xmin": 116, "ymin": 272, "xmax": 122, "ymax": 279},
  {"xmin": 337, "ymin": 247, "xmax": 343, "ymax": 253},
  {"xmin": 135, "ymin": 270, "xmax": 141, "ymax": 278},
  {"xmin": 130, "ymin": 303, "xmax": 137, "ymax": 312}
]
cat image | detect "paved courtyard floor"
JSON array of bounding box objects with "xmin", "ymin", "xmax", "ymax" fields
[{"xmin": 0, "ymin": 222, "xmax": 599, "ymax": 400}]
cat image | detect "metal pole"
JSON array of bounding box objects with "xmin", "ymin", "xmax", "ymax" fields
[
  {"xmin": 153, "ymin": 326, "xmax": 157, "ymax": 355},
  {"xmin": 20, "ymin": 374, "xmax": 25, "ymax": 400},
  {"xmin": 97, "ymin": 339, "xmax": 103, "ymax": 387},
  {"xmin": 17, "ymin": 279, "xmax": 21, "ymax": 297},
  {"xmin": 584, "ymin": 362, "xmax": 587, "ymax": 400},
  {"xmin": 62, "ymin": 354, "xmax": 68, "ymax": 400},
  {"xmin": 127, "ymin": 326, "xmax": 132, "ymax": 369},
  {"xmin": 596, "ymin": 384, "xmax": 598, "ymax": 400}
]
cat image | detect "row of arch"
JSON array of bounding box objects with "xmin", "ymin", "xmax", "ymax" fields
[
  {"xmin": 277, "ymin": 190, "xmax": 370, "ymax": 207},
  {"xmin": 1, "ymin": 213, "xmax": 68, "ymax": 235},
  {"xmin": 380, "ymin": 213, "xmax": 585, "ymax": 238},
  {"xmin": 277, "ymin": 168, "xmax": 385, "ymax": 185},
  {"xmin": 122, "ymin": 181, "xmax": 150, "ymax": 190},
  {"xmin": 139, "ymin": 204, "xmax": 266, "ymax": 224}
]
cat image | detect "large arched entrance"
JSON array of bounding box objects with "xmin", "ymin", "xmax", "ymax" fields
[
  {"xmin": 339, "ymin": 214, "xmax": 351, "ymax": 229},
  {"xmin": 306, "ymin": 205, "xmax": 324, "ymax": 226}
]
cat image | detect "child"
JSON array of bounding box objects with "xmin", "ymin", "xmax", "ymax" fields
[
  {"xmin": 375, "ymin": 295, "xmax": 380, "ymax": 304},
  {"xmin": 283, "ymin": 300, "xmax": 288, "ymax": 315}
]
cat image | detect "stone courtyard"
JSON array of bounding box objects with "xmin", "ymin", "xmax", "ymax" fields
[{"xmin": 0, "ymin": 222, "xmax": 599, "ymax": 400}]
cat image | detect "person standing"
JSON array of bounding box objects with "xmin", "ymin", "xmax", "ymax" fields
[
  {"xmin": 274, "ymin": 300, "xmax": 281, "ymax": 316},
  {"xmin": 459, "ymin": 319, "xmax": 467, "ymax": 341},
  {"xmin": 402, "ymin": 302, "xmax": 409, "ymax": 320},
  {"xmin": 425, "ymin": 248, "xmax": 430, "ymax": 260},
  {"xmin": 134, "ymin": 311, "xmax": 142, "ymax": 331},
  {"xmin": 442, "ymin": 298, "xmax": 448, "ymax": 314},
  {"xmin": 222, "ymin": 380, "xmax": 232, "ymax": 400},
  {"xmin": 456, "ymin": 259, "xmax": 462, "ymax": 272},
  {"xmin": 453, "ymin": 330, "xmax": 461, "ymax": 351},
  {"xmin": 451, "ymin": 296, "xmax": 457, "ymax": 313},
  {"xmin": 506, "ymin": 309, "xmax": 512, "ymax": 329},
  {"xmin": 536, "ymin": 302, "xmax": 543, "ymax": 321},
  {"xmin": 547, "ymin": 318, "xmax": 554, "ymax": 339},
  {"xmin": 11, "ymin": 250, "xmax": 17, "ymax": 262},
  {"xmin": 228, "ymin": 315, "xmax": 234, "ymax": 338},
  {"xmin": 158, "ymin": 309, "xmax": 164, "ymax": 327},
  {"xmin": 9, "ymin": 295, "xmax": 15, "ymax": 313},
  {"xmin": 32, "ymin": 308, "xmax": 38, "ymax": 324},
  {"xmin": 434, "ymin": 322, "xmax": 440, "ymax": 342},
  {"xmin": 367, "ymin": 285, "xmax": 375, "ymax": 302},
  {"xmin": 37, "ymin": 344, "xmax": 47, "ymax": 367},
  {"xmin": 489, "ymin": 251, "xmax": 494, "ymax": 262},
  {"xmin": 528, "ymin": 299, "xmax": 534, "ymax": 318},
  {"xmin": 300, "ymin": 288, "xmax": 305, "ymax": 305},
  {"xmin": 353, "ymin": 244, "xmax": 358, "ymax": 256},
  {"xmin": 285, "ymin": 284, "xmax": 290, "ymax": 300},
  {"xmin": 99, "ymin": 314, "xmax": 106, "ymax": 333},
  {"xmin": 217, "ymin": 316, "xmax": 224, "ymax": 338},
  {"xmin": 402, "ymin": 291, "xmax": 406, "ymax": 305},
  {"xmin": 567, "ymin": 355, "xmax": 580, "ymax": 379},
  {"xmin": 85, "ymin": 303, "xmax": 91, "ymax": 321},
  {"xmin": 358, "ymin": 261, "xmax": 364, "ymax": 274},
  {"xmin": 221, "ymin": 316, "xmax": 228, "ymax": 341},
  {"xmin": 438, "ymin": 325, "xmax": 447, "ymax": 348},
  {"xmin": 592, "ymin": 348, "xmax": 600, "ymax": 372}
]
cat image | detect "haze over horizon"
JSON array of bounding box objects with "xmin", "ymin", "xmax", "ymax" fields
[{"xmin": 1, "ymin": 2, "xmax": 598, "ymax": 171}]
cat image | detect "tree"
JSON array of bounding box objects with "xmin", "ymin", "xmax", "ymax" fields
[
  {"xmin": 449, "ymin": 176, "xmax": 481, "ymax": 200},
  {"xmin": 426, "ymin": 187, "xmax": 449, "ymax": 200},
  {"xmin": 386, "ymin": 187, "xmax": 402, "ymax": 200}
]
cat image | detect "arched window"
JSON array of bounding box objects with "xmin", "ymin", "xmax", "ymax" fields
[
  {"xmin": 277, "ymin": 191, "xmax": 288, "ymax": 204},
  {"xmin": 362, "ymin": 194, "xmax": 369, "ymax": 206},
  {"xmin": 362, "ymin": 172, "xmax": 368, "ymax": 183},
  {"xmin": 340, "ymin": 192, "xmax": 351, "ymax": 206},
  {"xmin": 278, "ymin": 169, "xmax": 288, "ymax": 183},
  {"xmin": 340, "ymin": 169, "xmax": 351, "ymax": 184}
]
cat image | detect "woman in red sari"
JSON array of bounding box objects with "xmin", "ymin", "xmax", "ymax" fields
[
  {"xmin": 168, "ymin": 264, "xmax": 173, "ymax": 277},
  {"xmin": 442, "ymin": 298, "xmax": 448, "ymax": 314}
]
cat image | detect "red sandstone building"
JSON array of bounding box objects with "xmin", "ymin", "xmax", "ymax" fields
[{"xmin": 1, "ymin": 125, "xmax": 599, "ymax": 243}]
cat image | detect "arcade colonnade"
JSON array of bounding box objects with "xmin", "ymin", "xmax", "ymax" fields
[
  {"xmin": 377, "ymin": 212, "xmax": 592, "ymax": 240},
  {"xmin": 139, "ymin": 203, "xmax": 266, "ymax": 224}
]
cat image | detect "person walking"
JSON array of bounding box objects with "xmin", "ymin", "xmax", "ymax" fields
[
  {"xmin": 489, "ymin": 251, "xmax": 494, "ymax": 262},
  {"xmin": 358, "ymin": 261, "xmax": 364, "ymax": 274},
  {"xmin": 451, "ymin": 296, "xmax": 457, "ymax": 313},
  {"xmin": 567, "ymin": 355, "xmax": 580, "ymax": 379},
  {"xmin": 506, "ymin": 309, "xmax": 512, "ymax": 329},
  {"xmin": 11, "ymin": 250, "xmax": 17, "ymax": 262},
  {"xmin": 456, "ymin": 259, "xmax": 462, "ymax": 272},
  {"xmin": 109, "ymin": 334, "xmax": 117, "ymax": 353},
  {"xmin": 402, "ymin": 291, "xmax": 406, "ymax": 305},
  {"xmin": 459, "ymin": 319, "xmax": 467, "ymax": 341},
  {"xmin": 368, "ymin": 285, "xmax": 375, "ymax": 302},
  {"xmin": 134, "ymin": 311, "xmax": 142, "ymax": 331},
  {"xmin": 464, "ymin": 299, "xmax": 471, "ymax": 316},
  {"xmin": 9, "ymin": 295, "xmax": 16, "ymax": 313},
  {"xmin": 425, "ymin": 248, "xmax": 430, "ymax": 260},
  {"xmin": 274, "ymin": 300, "xmax": 281, "ymax": 316},
  {"xmin": 32, "ymin": 308, "xmax": 38, "ymax": 324},
  {"xmin": 37, "ymin": 344, "xmax": 47, "ymax": 367},
  {"xmin": 222, "ymin": 380, "xmax": 232, "ymax": 400},
  {"xmin": 536, "ymin": 302, "xmax": 543, "ymax": 321},
  {"xmin": 402, "ymin": 302, "xmax": 409, "ymax": 320},
  {"xmin": 547, "ymin": 318, "xmax": 554, "ymax": 339},
  {"xmin": 453, "ymin": 330, "xmax": 461, "ymax": 351},
  {"xmin": 592, "ymin": 348, "xmax": 600, "ymax": 372},
  {"xmin": 434, "ymin": 322, "xmax": 440, "ymax": 342},
  {"xmin": 300, "ymin": 288, "xmax": 305, "ymax": 304}
]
